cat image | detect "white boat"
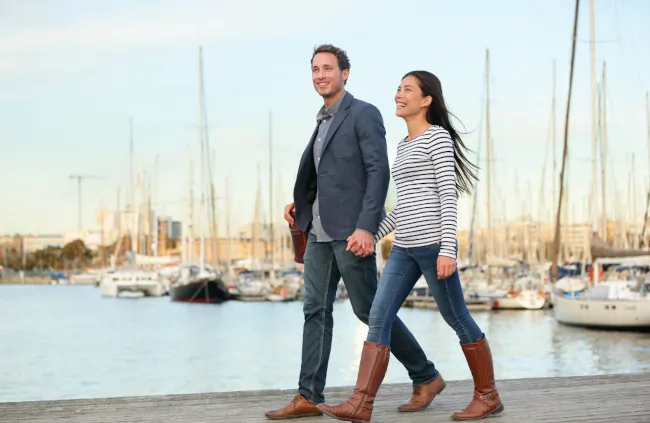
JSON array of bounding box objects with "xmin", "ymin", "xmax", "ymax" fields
[
  {"xmin": 492, "ymin": 290, "xmax": 547, "ymax": 310},
  {"xmin": 99, "ymin": 270, "xmax": 166, "ymax": 298},
  {"xmin": 552, "ymin": 279, "xmax": 650, "ymax": 328},
  {"xmin": 552, "ymin": 255, "xmax": 650, "ymax": 329},
  {"xmin": 266, "ymin": 290, "xmax": 297, "ymax": 302},
  {"xmin": 548, "ymin": 15, "xmax": 650, "ymax": 328},
  {"xmin": 490, "ymin": 275, "xmax": 548, "ymax": 310},
  {"xmin": 231, "ymin": 276, "xmax": 272, "ymax": 301},
  {"xmin": 69, "ymin": 268, "xmax": 108, "ymax": 285},
  {"xmin": 550, "ymin": 276, "xmax": 587, "ymax": 306},
  {"xmin": 469, "ymin": 285, "xmax": 508, "ymax": 300},
  {"xmin": 265, "ymin": 275, "xmax": 301, "ymax": 302}
]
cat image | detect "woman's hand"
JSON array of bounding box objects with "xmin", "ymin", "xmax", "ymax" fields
[{"xmin": 437, "ymin": 256, "xmax": 456, "ymax": 280}]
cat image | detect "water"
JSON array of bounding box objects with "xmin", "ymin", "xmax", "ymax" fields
[{"xmin": 1, "ymin": 284, "xmax": 649, "ymax": 402}]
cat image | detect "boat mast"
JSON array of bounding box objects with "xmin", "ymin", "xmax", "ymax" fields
[
  {"xmin": 129, "ymin": 118, "xmax": 135, "ymax": 253},
  {"xmin": 277, "ymin": 173, "xmax": 286, "ymax": 269},
  {"xmin": 210, "ymin": 148, "xmax": 218, "ymax": 265},
  {"xmin": 225, "ymin": 178, "xmax": 233, "ymax": 277},
  {"xmin": 485, "ymin": 48, "xmax": 493, "ymax": 283},
  {"xmin": 600, "ymin": 62, "xmax": 608, "ymax": 239},
  {"xmin": 467, "ymin": 58, "xmax": 486, "ymax": 266},
  {"xmin": 551, "ymin": 0, "xmax": 580, "ymax": 281},
  {"xmin": 252, "ymin": 163, "xmax": 262, "ymax": 270},
  {"xmin": 268, "ymin": 110, "xmax": 275, "ymax": 281},
  {"xmin": 198, "ymin": 47, "xmax": 206, "ymax": 268},
  {"xmin": 552, "ymin": 59, "xmax": 557, "ymax": 229},
  {"xmin": 632, "ymin": 154, "xmax": 637, "ymax": 248},
  {"xmin": 187, "ymin": 140, "xmax": 194, "ymax": 263},
  {"xmin": 641, "ymin": 92, "xmax": 650, "ymax": 246},
  {"xmin": 197, "ymin": 46, "xmax": 219, "ymax": 267},
  {"xmin": 589, "ymin": 0, "xmax": 598, "ymax": 236}
]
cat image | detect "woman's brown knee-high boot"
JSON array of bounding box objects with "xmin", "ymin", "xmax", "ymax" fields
[
  {"xmin": 316, "ymin": 341, "xmax": 390, "ymax": 423},
  {"xmin": 451, "ymin": 336, "xmax": 504, "ymax": 420}
]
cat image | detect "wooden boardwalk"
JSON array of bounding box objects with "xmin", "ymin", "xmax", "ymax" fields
[{"xmin": 1, "ymin": 373, "xmax": 648, "ymax": 422}]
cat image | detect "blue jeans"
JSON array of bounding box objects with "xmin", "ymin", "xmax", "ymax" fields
[
  {"xmin": 367, "ymin": 244, "xmax": 484, "ymax": 346},
  {"xmin": 298, "ymin": 233, "xmax": 438, "ymax": 404}
]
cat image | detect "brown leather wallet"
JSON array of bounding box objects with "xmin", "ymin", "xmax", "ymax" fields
[{"xmin": 289, "ymin": 210, "xmax": 308, "ymax": 264}]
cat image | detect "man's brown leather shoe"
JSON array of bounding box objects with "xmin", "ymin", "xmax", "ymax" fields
[
  {"xmin": 397, "ymin": 373, "xmax": 446, "ymax": 412},
  {"xmin": 264, "ymin": 393, "xmax": 322, "ymax": 420}
]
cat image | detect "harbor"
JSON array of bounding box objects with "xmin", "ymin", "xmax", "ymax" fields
[
  {"xmin": 1, "ymin": 373, "xmax": 648, "ymax": 422},
  {"xmin": 4, "ymin": 0, "xmax": 650, "ymax": 326}
]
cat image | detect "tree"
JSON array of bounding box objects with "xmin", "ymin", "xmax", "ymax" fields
[{"xmin": 61, "ymin": 239, "xmax": 94, "ymax": 268}]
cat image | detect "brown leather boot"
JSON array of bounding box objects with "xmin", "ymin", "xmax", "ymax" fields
[
  {"xmin": 264, "ymin": 393, "xmax": 322, "ymax": 420},
  {"xmin": 397, "ymin": 373, "xmax": 446, "ymax": 412},
  {"xmin": 316, "ymin": 341, "xmax": 390, "ymax": 422},
  {"xmin": 451, "ymin": 336, "xmax": 504, "ymax": 420}
]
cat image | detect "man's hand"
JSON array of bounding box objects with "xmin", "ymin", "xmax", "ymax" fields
[
  {"xmin": 346, "ymin": 230, "xmax": 374, "ymax": 257},
  {"xmin": 437, "ymin": 256, "xmax": 456, "ymax": 280},
  {"xmin": 284, "ymin": 203, "xmax": 296, "ymax": 225}
]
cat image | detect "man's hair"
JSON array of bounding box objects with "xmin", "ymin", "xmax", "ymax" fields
[{"xmin": 311, "ymin": 44, "xmax": 351, "ymax": 72}]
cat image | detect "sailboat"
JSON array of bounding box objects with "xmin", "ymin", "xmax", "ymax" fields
[
  {"xmin": 551, "ymin": 0, "xmax": 650, "ymax": 328},
  {"xmin": 100, "ymin": 136, "xmax": 168, "ymax": 298},
  {"xmin": 553, "ymin": 236, "xmax": 650, "ymax": 328},
  {"xmin": 169, "ymin": 46, "xmax": 229, "ymax": 304},
  {"xmin": 229, "ymin": 164, "xmax": 273, "ymax": 301}
]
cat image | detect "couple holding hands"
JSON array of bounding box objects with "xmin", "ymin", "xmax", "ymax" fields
[{"xmin": 266, "ymin": 43, "xmax": 503, "ymax": 422}]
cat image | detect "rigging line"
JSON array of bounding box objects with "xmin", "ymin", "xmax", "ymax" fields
[{"xmin": 538, "ymin": 85, "xmax": 555, "ymax": 218}]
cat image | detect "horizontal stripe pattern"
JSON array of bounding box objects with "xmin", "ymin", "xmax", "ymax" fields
[{"xmin": 375, "ymin": 125, "xmax": 458, "ymax": 259}]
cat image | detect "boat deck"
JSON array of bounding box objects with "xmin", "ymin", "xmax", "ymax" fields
[{"xmin": 1, "ymin": 373, "xmax": 648, "ymax": 422}]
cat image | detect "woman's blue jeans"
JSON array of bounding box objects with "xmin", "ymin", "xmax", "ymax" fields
[{"xmin": 367, "ymin": 243, "xmax": 483, "ymax": 346}]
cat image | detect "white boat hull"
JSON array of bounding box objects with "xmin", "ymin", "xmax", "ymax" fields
[
  {"xmin": 69, "ymin": 273, "xmax": 99, "ymax": 285},
  {"xmin": 99, "ymin": 269, "xmax": 167, "ymax": 298},
  {"xmin": 266, "ymin": 293, "xmax": 296, "ymax": 302},
  {"xmin": 101, "ymin": 281, "xmax": 165, "ymax": 298},
  {"xmin": 235, "ymin": 294, "xmax": 267, "ymax": 302},
  {"xmin": 492, "ymin": 291, "xmax": 547, "ymax": 310},
  {"xmin": 552, "ymin": 291, "xmax": 650, "ymax": 328}
]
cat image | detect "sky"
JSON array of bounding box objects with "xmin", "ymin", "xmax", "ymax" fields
[{"xmin": 1, "ymin": 0, "xmax": 649, "ymax": 236}]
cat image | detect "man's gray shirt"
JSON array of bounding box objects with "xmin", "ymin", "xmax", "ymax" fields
[{"xmin": 311, "ymin": 92, "xmax": 346, "ymax": 242}]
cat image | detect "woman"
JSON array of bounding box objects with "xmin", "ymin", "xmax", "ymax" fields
[{"xmin": 316, "ymin": 71, "xmax": 504, "ymax": 422}]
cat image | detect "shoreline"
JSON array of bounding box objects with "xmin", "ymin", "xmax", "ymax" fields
[{"xmin": 0, "ymin": 277, "xmax": 52, "ymax": 284}]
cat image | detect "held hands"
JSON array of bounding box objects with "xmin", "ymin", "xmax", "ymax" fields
[
  {"xmin": 437, "ymin": 256, "xmax": 456, "ymax": 280},
  {"xmin": 346, "ymin": 230, "xmax": 374, "ymax": 257}
]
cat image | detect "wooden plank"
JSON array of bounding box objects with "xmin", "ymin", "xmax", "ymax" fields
[{"xmin": 1, "ymin": 373, "xmax": 648, "ymax": 422}]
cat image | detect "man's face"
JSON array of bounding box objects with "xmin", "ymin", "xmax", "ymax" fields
[{"xmin": 311, "ymin": 52, "xmax": 348, "ymax": 99}]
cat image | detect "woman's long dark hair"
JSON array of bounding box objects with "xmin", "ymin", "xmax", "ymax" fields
[{"xmin": 403, "ymin": 70, "xmax": 479, "ymax": 197}]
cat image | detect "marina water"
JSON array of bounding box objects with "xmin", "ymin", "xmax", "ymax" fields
[{"xmin": 1, "ymin": 284, "xmax": 649, "ymax": 403}]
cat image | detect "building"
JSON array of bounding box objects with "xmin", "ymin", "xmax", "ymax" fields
[
  {"xmin": 169, "ymin": 220, "xmax": 182, "ymax": 240},
  {"xmin": 0, "ymin": 234, "xmax": 65, "ymax": 253}
]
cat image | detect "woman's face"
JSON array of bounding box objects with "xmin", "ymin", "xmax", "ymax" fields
[{"xmin": 395, "ymin": 75, "xmax": 430, "ymax": 119}]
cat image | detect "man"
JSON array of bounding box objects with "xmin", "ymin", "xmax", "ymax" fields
[{"xmin": 264, "ymin": 44, "xmax": 441, "ymax": 420}]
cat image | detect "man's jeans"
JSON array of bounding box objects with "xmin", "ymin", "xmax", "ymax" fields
[
  {"xmin": 297, "ymin": 233, "xmax": 437, "ymax": 404},
  {"xmin": 367, "ymin": 244, "xmax": 483, "ymax": 346}
]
